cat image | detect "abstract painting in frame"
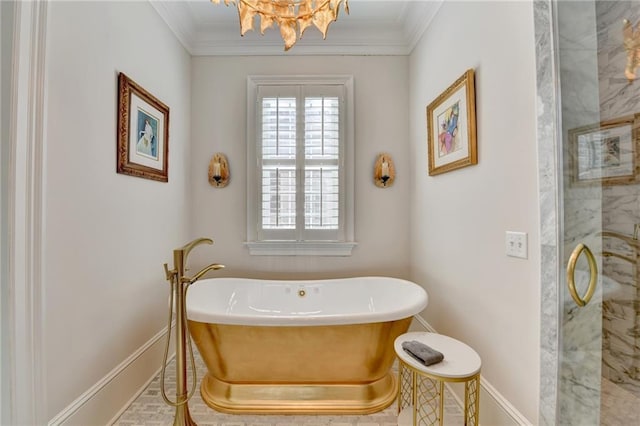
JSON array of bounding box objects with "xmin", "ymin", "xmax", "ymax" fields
[
  {"xmin": 427, "ymin": 69, "xmax": 477, "ymax": 176},
  {"xmin": 570, "ymin": 113, "xmax": 640, "ymax": 186},
  {"xmin": 117, "ymin": 72, "xmax": 169, "ymax": 182}
]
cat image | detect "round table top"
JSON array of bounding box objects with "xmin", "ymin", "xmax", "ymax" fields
[{"xmin": 394, "ymin": 332, "xmax": 481, "ymax": 379}]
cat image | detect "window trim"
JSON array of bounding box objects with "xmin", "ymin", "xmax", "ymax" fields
[{"xmin": 246, "ymin": 75, "xmax": 356, "ymax": 256}]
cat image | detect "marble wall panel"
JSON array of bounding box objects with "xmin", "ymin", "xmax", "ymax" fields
[{"xmin": 535, "ymin": 1, "xmax": 560, "ymax": 423}]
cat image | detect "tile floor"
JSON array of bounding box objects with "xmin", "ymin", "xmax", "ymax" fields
[{"xmin": 114, "ymin": 351, "xmax": 464, "ymax": 426}]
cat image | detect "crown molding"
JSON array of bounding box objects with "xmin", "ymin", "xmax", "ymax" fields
[
  {"xmin": 149, "ymin": 0, "xmax": 197, "ymax": 54},
  {"xmin": 402, "ymin": 0, "xmax": 444, "ymax": 52},
  {"xmin": 150, "ymin": 0, "xmax": 441, "ymax": 57},
  {"xmin": 191, "ymin": 21, "xmax": 411, "ymax": 56}
]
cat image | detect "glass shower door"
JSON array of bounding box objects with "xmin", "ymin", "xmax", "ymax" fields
[{"xmin": 556, "ymin": 1, "xmax": 640, "ymax": 424}]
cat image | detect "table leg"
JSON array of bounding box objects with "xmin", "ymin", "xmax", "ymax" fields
[
  {"xmin": 415, "ymin": 374, "xmax": 441, "ymax": 426},
  {"xmin": 464, "ymin": 375, "xmax": 480, "ymax": 426},
  {"xmin": 412, "ymin": 371, "xmax": 417, "ymax": 426}
]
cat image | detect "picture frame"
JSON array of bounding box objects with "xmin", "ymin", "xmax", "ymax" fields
[
  {"xmin": 569, "ymin": 114, "xmax": 640, "ymax": 186},
  {"xmin": 117, "ymin": 72, "xmax": 169, "ymax": 182},
  {"xmin": 427, "ymin": 69, "xmax": 477, "ymax": 176}
]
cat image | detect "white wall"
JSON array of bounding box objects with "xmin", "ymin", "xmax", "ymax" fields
[
  {"xmin": 409, "ymin": 1, "xmax": 539, "ymax": 423},
  {"xmin": 39, "ymin": 1, "xmax": 541, "ymax": 422},
  {"xmin": 0, "ymin": 2, "xmax": 13, "ymax": 422},
  {"xmin": 44, "ymin": 1, "xmax": 190, "ymax": 420},
  {"xmin": 190, "ymin": 56, "xmax": 411, "ymax": 279}
]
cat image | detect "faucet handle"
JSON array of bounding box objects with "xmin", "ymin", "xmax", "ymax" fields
[{"xmin": 163, "ymin": 263, "xmax": 177, "ymax": 281}]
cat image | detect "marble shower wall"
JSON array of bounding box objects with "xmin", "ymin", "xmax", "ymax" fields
[
  {"xmin": 597, "ymin": 0, "xmax": 640, "ymax": 398},
  {"xmin": 534, "ymin": 1, "xmax": 561, "ymax": 423}
]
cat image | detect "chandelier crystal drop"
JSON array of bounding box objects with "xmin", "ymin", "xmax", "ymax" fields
[
  {"xmin": 211, "ymin": 0, "xmax": 349, "ymax": 51},
  {"xmin": 623, "ymin": 19, "xmax": 640, "ymax": 82}
]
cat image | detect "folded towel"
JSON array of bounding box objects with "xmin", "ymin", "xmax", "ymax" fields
[{"xmin": 402, "ymin": 340, "xmax": 444, "ymax": 366}]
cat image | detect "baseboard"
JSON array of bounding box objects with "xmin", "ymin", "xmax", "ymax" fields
[
  {"xmin": 49, "ymin": 317, "xmax": 529, "ymax": 425},
  {"xmin": 48, "ymin": 324, "xmax": 175, "ymax": 426},
  {"xmin": 106, "ymin": 350, "xmax": 176, "ymax": 426},
  {"xmin": 411, "ymin": 316, "xmax": 532, "ymax": 426}
]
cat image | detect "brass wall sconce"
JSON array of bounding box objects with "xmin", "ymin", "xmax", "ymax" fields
[
  {"xmin": 208, "ymin": 153, "xmax": 229, "ymax": 188},
  {"xmin": 374, "ymin": 153, "xmax": 395, "ymax": 188},
  {"xmin": 624, "ymin": 19, "xmax": 640, "ymax": 83}
]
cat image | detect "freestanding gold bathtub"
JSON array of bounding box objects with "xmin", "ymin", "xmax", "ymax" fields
[{"xmin": 186, "ymin": 276, "xmax": 428, "ymax": 414}]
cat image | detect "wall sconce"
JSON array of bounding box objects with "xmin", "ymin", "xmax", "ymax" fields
[
  {"xmin": 208, "ymin": 153, "xmax": 229, "ymax": 188},
  {"xmin": 374, "ymin": 153, "xmax": 395, "ymax": 188},
  {"xmin": 624, "ymin": 19, "xmax": 640, "ymax": 83}
]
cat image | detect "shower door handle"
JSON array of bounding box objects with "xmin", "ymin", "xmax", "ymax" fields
[{"xmin": 566, "ymin": 243, "xmax": 598, "ymax": 307}]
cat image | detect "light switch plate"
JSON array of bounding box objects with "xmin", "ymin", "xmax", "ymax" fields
[{"xmin": 506, "ymin": 231, "xmax": 528, "ymax": 259}]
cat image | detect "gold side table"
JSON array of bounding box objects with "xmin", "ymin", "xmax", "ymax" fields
[{"xmin": 394, "ymin": 332, "xmax": 481, "ymax": 426}]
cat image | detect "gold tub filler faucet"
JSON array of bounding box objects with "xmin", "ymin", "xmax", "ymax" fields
[{"xmin": 160, "ymin": 237, "xmax": 224, "ymax": 426}]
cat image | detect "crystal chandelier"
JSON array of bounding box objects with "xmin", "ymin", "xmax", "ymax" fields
[{"xmin": 211, "ymin": 0, "xmax": 350, "ymax": 51}]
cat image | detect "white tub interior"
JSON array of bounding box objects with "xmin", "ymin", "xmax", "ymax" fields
[{"xmin": 187, "ymin": 276, "xmax": 428, "ymax": 326}]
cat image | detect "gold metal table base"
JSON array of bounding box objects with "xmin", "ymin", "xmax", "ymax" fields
[
  {"xmin": 200, "ymin": 372, "xmax": 398, "ymax": 414},
  {"xmin": 397, "ymin": 360, "xmax": 480, "ymax": 426}
]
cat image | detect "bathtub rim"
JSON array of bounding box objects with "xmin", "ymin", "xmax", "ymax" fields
[{"xmin": 186, "ymin": 275, "xmax": 428, "ymax": 326}]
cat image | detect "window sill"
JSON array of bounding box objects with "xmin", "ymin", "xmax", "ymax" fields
[{"xmin": 245, "ymin": 241, "xmax": 357, "ymax": 256}]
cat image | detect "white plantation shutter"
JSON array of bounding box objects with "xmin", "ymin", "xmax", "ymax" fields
[
  {"xmin": 247, "ymin": 76, "xmax": 355, "ymax": 255},
  {"xmin": 261, "ymin": 96, "xmax": 297, "ymax": 231},
  {"xmin": 304, "ymin": 96, "xmax": 340, "ymax": 231}
]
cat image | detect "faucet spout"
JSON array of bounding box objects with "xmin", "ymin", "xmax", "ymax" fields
[
  {"xmin": 182, "ymin": 263, "xmax": 225, "ymax": 284},
  {"xmin": 178, "ymin": 238, "xmax": 213, "ymax": 262},
  {"xmin": 173, "ymin": 238, "xmax": 213, "ymax": 275}
]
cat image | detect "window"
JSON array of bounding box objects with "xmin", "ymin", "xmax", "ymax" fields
[{"xmin": 246, "ymin": 76, "xmax": 356, "ymax": 256}]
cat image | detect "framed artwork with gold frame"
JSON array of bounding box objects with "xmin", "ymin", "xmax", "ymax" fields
[
  {"xmin": 427, "ymin": 69, "xmax": 477, "ymax": 176},
  {"xmin": 569, "ymin": 114, "xmax": 640, "ymax": 186},
  {"xmin": 117, "ymin": 72, "xmax": 169, "ymax": 182}
]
